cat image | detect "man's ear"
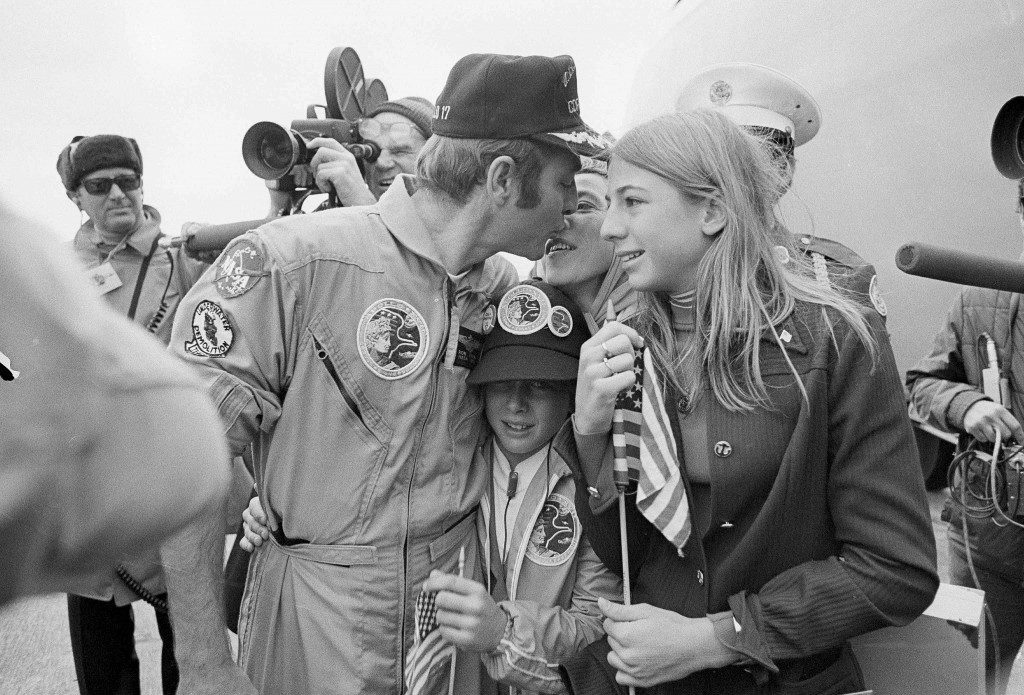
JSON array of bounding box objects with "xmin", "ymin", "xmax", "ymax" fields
[
  {"xmin": 485, "ymin": 156, "xmax": 517, "ymax": 205},
  {"xmin": 66, "ymin": 190, "xmax": 81, "ymax": 208},
  {"xmin": 701, "ymin": 199, "xmax": 727, "ymax": 237}
]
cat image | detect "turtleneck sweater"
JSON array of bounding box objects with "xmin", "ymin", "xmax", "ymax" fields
[{"xmin": 668, "ymin": 290, "xmax": 712, "ymax": 535}]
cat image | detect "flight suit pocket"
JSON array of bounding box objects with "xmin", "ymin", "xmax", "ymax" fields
[{"xmin": 308, "ymin": 317, "xmax": 391, "ymax": 447}]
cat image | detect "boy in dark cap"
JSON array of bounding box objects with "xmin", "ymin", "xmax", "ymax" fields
[{"xmin": 424, "ymin": 280, "xmax": 621, "ymax": 694}]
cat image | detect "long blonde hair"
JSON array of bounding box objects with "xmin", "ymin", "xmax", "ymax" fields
[{"xmin": 614, "ymin": 110, "xmax": 876, "ymax": 412}]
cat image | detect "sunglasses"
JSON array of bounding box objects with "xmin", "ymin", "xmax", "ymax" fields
[
  {"xmin": 81, "ymin": 174, "xmax": 141, "ymax": 196},
  {"xmin": 357, "ymin": 119, "xmax": 422, "ymax": 141}
]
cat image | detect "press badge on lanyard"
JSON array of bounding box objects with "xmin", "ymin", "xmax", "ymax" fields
[{"xmin": 87, "ymin": 262, "xmax": 123, "ymax": 295}]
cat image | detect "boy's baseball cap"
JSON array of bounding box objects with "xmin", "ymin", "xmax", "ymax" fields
[
  {"xmin": 468, "ymin": 280, "xmax": 588, "ymax": 385},
  {"xmin": 432, "ymin": 53, "xmax": 610, "ymax": 158}
]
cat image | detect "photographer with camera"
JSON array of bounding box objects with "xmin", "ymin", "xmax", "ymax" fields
[
  {"xmin": 262, "ymin": 96, "xmax": 433, "ymax": 213},
  {"xmin": 164, "ymin": 52, "xmax": 608, "ymax": 695},
  {"xmin": 905, "ymin": 97, "xmax": 1024, "ymax": 695}
]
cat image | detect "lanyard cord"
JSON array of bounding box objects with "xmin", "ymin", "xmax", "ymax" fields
[{"xmin": 126, "ymin": 234, "xmax": 163, "ymax": 321}]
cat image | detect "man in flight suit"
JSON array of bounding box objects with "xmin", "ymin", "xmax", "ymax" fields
[{"xmin": 164, "ymin": 53, "xmax": 608, "ymax": 695}]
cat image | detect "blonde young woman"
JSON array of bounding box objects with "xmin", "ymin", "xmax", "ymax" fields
[{"xmin": 561, "ymin": 110, "xmax": 939, "ymax": 695}]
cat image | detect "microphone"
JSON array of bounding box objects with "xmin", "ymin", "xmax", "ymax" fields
[
  {"xmin": 895, "ymin": 242, "xmax": 1024, "ymax": 294},
  {"xmin": 507, "ymin": 471, "xmax": 519, "ymax": 499}
]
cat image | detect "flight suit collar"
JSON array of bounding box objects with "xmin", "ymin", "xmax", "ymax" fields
[{"xmin": 376, "ymin": 175, "xmax": 486, "ymax": 289}]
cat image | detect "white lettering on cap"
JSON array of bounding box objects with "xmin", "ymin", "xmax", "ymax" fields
[
  {"xmin": 567, "ymin": 98, "xmax": 580, "ymax": 114},
  {"xmin": 562, "ymin": 63, "xmax": 576, "ymax": 87},
  {"xmin": 433, "ymin": 105, "xmax": 451, "ymax": 120},
  {"xmin": 549, "ymin": 130, "xmax": 609, "ymax": 149}
]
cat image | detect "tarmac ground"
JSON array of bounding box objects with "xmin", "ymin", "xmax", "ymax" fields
[{"xmin": 1, "ymin": 493, "xmax": 1022, "ymax": 693}]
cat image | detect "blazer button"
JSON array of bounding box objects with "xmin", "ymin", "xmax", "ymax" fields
[
  {"xmin": 714, "ymin": 441, "xmax": 732, "ymax": 458},
  {"xmin": 587, "ymin": 486, "xmax": 600, "ymax": 499},
  {"xmin": 696, "ymin": 570, "xmax": 705, "ymax": 585}
]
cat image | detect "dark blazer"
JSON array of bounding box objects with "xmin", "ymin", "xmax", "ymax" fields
[{"xmin": 564, "ymin": 302, "xmax": 938, "ymax": 695}]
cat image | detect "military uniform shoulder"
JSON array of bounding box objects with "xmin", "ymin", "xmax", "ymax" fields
[
  {"xmin": 793, "ymin": 233, "xmax": 871, "ymax": 269},
  {"xmin": 251, "ymin": 207, "xmax": 384, "ymax": 271}
]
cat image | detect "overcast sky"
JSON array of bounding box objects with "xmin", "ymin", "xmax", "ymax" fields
[{"xmin": 1, "ymin": 0, "xmax": 672, "ymax": 241}]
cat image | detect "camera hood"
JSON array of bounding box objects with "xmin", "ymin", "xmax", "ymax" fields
[{"xmin": 991, "ymin": 95, "xmax": 1024, "ymax": 179}]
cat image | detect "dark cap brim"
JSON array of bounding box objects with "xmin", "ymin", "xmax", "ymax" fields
[
  {"xmin": 531, "ymin": 126, "xmax": 611, "ymax": 159},
  {"xmin": 467, "ymin": 344, "xmax": 579, "ymax": 385}
]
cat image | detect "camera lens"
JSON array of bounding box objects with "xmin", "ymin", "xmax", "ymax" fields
[
  {"xmin": 243, "ymin": 122, "xmax": 304, "ymax": 180},
  {"xmin": 258, "ymin": 133, "xmax": 293, "ymax": 171}
]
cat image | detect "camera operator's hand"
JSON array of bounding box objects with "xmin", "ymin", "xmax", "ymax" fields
[
  {"xmin": 963, "ymin": 399, "xmax": 1024, "ymax": 444},
  {"xmin": 307, "ymin": 137, "xmax": 377, "ymax": 207},
  {"xmin": 265, "ymin": 181, "xmax": 295, "ymax": 219}
]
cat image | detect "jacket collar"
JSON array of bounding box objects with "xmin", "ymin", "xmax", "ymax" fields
[
  {"xmin": 74, "ymin": 204, "xmax": 163, "ymax": 256},
  {"xmin": 758, "ymin": 309, "xmax": 809, "ymax": 356},
  {"xmin": 375, "ymin": 175, "xmax": 486, "ymax": 290}
]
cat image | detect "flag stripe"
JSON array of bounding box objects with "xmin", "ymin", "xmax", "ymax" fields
[{"xmin": 612, "ymin": 347, "xmax": 692, "ymax": 554}]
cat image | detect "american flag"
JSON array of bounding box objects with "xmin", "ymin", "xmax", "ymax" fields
[
  {"xmin": 612, "ymin": 347, "xmax": 692, "ymax": 554},
  {"xmin": 404, "ymin": 590, "xmax": 455, "ymax": 695}
]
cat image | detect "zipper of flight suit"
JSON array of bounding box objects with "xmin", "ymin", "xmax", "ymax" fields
[{"xmin": 399, "ymin": 277, "xmax": 453, "ymax": 681}]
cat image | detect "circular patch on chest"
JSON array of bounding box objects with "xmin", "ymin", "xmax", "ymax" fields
[
  {"xmin": 357, "ymin": 298, "xmax": 430, "ymax": 380},
  {"xmin": 525, "ymin": 492, "xmax": 580, "ymax": 567}
]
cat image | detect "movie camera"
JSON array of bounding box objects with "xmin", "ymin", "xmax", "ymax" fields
[{"xmin": 163, "ymin": 47, "xmax": 388, "ymax": 257}]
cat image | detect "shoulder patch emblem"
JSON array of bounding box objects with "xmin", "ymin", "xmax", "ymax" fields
[
  {"xmin": 548, "ymin": 305, "xmax": 573, "ymax": 337},
  {"xmin": 481, "ymin": 303, "xmax": 497, "ymax": 335},
  {"xmin": 184, "ymin": 301, "xmax": 234, "ymax": 358},
  {"xmin": 526, "ymin": 492, "xmax": 580, "ymax": 567},
  {"xmin": 357, "ymin": 298, "xmax": 429, "ymax": 380},
  {"xmin": 869, "ymin": 274, "xmax": 888, "ymax": 317},
  {"xmin": 498, "ymin": 284, "xmax": 551, "ymax": 335},
  {"xmin": 215, "ymin": 239, "xmax": 268, "ymax": 298}
]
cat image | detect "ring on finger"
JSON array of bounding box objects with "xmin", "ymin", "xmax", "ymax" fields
[{"xmin": 603, "ymin": 356, "xmax": 615, "ymax": 377}]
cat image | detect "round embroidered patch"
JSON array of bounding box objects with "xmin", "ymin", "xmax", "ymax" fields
[
  {"xmin": 710, "ymin": 80, "xmax": 732, "ymax": 106},
  {"xmin": 773, "ymin": 245, "xmax": 791, "ymax": 265},
  {"xmin": 481, "ymin": 303, "xmax": 497, "ymax": 335},
  {"xmin": 869, "ymin": 274, "xmax": 888, "ymax": 317},
  {"xmin": 548, "ymin": 305, "xmax": 573, "ymax": 337},
  {"xmin": 184, "ymin": 301, "xmax": 234, "ymax": 358},
  {"xmin": 497, "ymin": 284, "xmax": 551, "ymax": 335},
  {"xmin": 215, "ymin": 239, "xmax": 268, "ymax": 299},
  {"xmin": 357, "ymin": 298, "xmax": 429, "ymax": 380},
  {"xmin": 525, "ymin": 493, "xmax": 580, "ymax": 567}
]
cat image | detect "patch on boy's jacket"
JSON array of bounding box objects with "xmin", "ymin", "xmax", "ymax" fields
[
  {"xmin": 526, "ymin": 493, "xmax": 580, "ymax": 567},
  {"xmin": 357, "ymin": 298, "xmax": 429, "ymax": 380}
]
